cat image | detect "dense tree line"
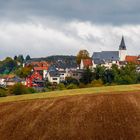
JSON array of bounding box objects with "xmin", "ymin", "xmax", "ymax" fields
[
  {"xmin": 0, "ymin": 57, "xmax": 17, "ymax": 74},
  {"xmin": 80, "ymin": 63, "xmax": 140, "ymax": 85},
  {"xmin": 0, "ymin": 55, "xmax": 31, "ymax": 75}
]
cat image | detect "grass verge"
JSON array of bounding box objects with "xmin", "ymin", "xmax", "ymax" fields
[{"xmin": 0, "ymin": 84, "xmax": 140, "ymax": 103}]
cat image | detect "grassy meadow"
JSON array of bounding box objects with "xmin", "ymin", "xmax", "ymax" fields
[{"xmin": 0, "ymin": 84, "xmax": 140, "ymax": 103}]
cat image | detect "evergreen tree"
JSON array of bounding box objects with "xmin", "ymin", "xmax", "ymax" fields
[
  {"xmin": 17, "ymin": 55, "xmax": 24, "ymax": 63},
  {"xmin": 25, "ymin": 55, "xmax": 31, "ymax": 61},
  {"xmin": 80, "ymin": 68, "xmax": 93, "ymax": 84},
  {"xmin": 14, "ymin": 55, "xmax": 17, "ymax": 61}
]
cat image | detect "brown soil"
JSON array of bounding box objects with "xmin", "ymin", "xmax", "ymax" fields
[{"xmin": 0, "ymin": 92, "xmax": 140, "ymax": 140}]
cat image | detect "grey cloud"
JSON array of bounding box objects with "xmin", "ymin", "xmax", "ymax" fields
[
  {"xmin": 0, "ymin": 0, "xmax": 140, "ymax": 59},
  {"xmin": 0, "ymin": 0, "xmax": 140, "ymax": 24},
  {"xmin": 0, "ymin": 21, "xmax": 140, "ymax": 60}
]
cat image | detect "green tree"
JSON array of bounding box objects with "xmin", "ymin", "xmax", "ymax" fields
[
  {"xmin": 17, "ymin": 55, "xmax": 24, "ymax": 64},
  {"xmin": 80, "ymin": 68, "xmax": 93, "ymax": 84},
  {"xmin": 16, "ymin": 66, "xmax": 32, "ymax": 78},
  {"xmin": 94, "ymin": 65, "xmax": 106, "ymax": 80},
  {"xmin": 114, "ymin": 63, "xmax": 137, "ymax": 84},
  {"xmin": 14, "ymin": 55, "xmax": 17, "ymax": 61},
  {"xmin": 103, "ymin": 69, "xmax": 114, "ymax": 84},
  {"xmin": 0, "ymin": 57, "xmax": 17, "ymax": 74},
  {"xmin": 9, "ymin": 83, "xmax": 29, "ymax": 95},
  {"xmin": 25, "ymin": 55, "xmax": 31, "ymax": 61}
]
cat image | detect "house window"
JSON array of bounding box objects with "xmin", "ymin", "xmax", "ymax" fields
[{"xmin": 53, "ymin": 78, "xmax": 58, "ymax": 80}]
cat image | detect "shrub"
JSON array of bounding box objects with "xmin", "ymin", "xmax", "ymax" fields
[
  {"xmin": 79, "ymin": 83, "xmax": 86, "ymax": 88},
  {"xmin": 137, "ymin": 73, "xmax": 140, "ymax": 83},
  {"xmin": 0, "ymin": 88, "xmax": 7, "ymax": 97},
  {"xmin": 27, "ymin": 87, "xmax": 36, "ymax": 93},
  {"xmin": 66, "ymin": 83, "xmax": 78, "ymax": 89},
  {"xmin": 9, "ymin": 83, "xmax": 29, "ymax": 95},
  {"xmin": 90, "ymin": 79, "xmax": 104, "ymax": 87},
  {"xmin": 57, "ymin": 83, "xmax": 66, "ymax": 90},
  {"xmin": 65, "ymin": 77, "xmax": 79, "ymax": 86}
]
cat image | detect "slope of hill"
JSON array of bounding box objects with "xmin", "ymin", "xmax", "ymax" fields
[{"xmin": 0, "ymin": 92, "xmax": 140, "ymax": 140}]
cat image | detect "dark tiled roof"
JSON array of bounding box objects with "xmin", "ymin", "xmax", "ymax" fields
[
  {"xmin": 49, "ymin": 71, "xmax": 60, "ymax": 77},
  {"xmin": 53, "ymin": 61, "xmax": 77, "ymax": 69},
  {"xmin": 93, "ymin": 59, "xmax": 105, "ymax": 65},
  {"xmin": 92, "ymin": 51, "xmax": 119, "ymax": 61}
]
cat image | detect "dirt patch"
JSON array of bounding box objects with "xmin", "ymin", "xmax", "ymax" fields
[{"xmin": 0, "ymin": 92, "xmax": 140, "ymax": 140}]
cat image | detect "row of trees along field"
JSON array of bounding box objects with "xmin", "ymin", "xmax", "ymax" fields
[{"xmin": 80, "ymin": 64, "xmax": 140, "ymax": 85}]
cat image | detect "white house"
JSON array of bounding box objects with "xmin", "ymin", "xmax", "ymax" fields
[
  {"xmin": 59, "ymin": 69, "xmax": 70, "ymax": 82},
  {"xmin": 47, "ymin": 71, "xmax": 60, "ymax": 84}
]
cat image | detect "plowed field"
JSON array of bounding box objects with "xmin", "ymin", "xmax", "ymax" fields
[{"xmin": 0, "ymin": 92, "xmax": 140, "ymax": 140}]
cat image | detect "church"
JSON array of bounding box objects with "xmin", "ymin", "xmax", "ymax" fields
[
  {"xmin": 80, "ymin": 36, "xmax": 140, "ymax": 69},
  {"xmin": 92, "ymin": 36, "xmax": 127, "ymax": 65},
  {"xmin": 91, "ymin": 36, "xmax": 140, "ymax": 68}
]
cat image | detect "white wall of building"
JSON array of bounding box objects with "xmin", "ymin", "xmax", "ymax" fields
[{"xmin": 119, "ymin": 50, "xmax": 127, "ymax": 61}]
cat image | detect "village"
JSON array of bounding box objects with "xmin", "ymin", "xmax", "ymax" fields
[{"xmin": 0, "ymin": 36, "xmax": 140, "ymax": 90}]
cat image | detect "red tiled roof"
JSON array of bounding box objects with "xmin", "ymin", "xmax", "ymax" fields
[
  {"xmin": 34, "ymin": 67, "xmax": 48, "ymax": 71},
  {"xmin": 125, "ymin": 56, "xmax": 140, "ymax": 64},
  {"xmin": 125, "ymin": 56, "xmax": 137, "ymax": 62},
  {"xmin": 82, "ymin": 59, "xmax": 93, "ymax": 67}
]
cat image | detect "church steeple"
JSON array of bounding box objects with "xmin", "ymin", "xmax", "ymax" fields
[
  {"xmin": 119, "ymin": 36, "xmax": 127, "ymax": 61},
  {"xmin": 119, "ymin": 36, "xmax": 126, "ymax": 50}
]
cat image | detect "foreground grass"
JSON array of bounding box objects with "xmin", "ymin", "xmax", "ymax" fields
[{"xmin": 0, "ymin": 84, "xmax": 140, "ymax": 103}]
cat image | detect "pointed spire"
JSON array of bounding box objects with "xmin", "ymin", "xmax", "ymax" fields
[{"xmin": 119, "ymin": 36, "xmax": 126, "ymax": 50}]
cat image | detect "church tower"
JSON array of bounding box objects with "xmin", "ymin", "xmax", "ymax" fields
[{"xmin": 119, "ymin": 36, "xmax": 127, "ymax": 61}]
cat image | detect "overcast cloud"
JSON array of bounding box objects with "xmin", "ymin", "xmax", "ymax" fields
[{"xmin": 0, "ymin": 0, "xmax": 140, "ymax": 59}]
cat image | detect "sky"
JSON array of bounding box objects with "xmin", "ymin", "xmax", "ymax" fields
[{"xmin": 0, "ymin": 0, "xmax": 140, "ymax": 60}]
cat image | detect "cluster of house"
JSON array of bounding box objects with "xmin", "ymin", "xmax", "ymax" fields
[
  {"xmin": 0, "ymin": 36, "xmax": 140, "ymax": 88},
  {"xmin": 25, "ymin": 61, "xmax": 83, "ymax": 88}
]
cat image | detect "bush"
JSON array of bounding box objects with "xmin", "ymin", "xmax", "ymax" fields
[
  {"xmin": 79, "ymin": 83, "xmax": 86, "ymax": 88},
  {"xmin": 27, "ymin": 87, "xmax": 36, "ymax": 93},
  {"xmin": 0, "ymin": 88, "xmax": 7, "ymax": 97},
  {"xmin": 57, "ymin": 83, "xmax": 66, "ymax": 90},
  {"xmin": 65, "ymin": 77, "xmax": 79, "ymax": 86},
  {"xmin": 9, "ymin": 83, "xmax": 29, "ymax": 95},
  {"xmin": 90, "ymin": 79, "xmax": 104, "ymax": 87},
  {"xmin": 66, "ymin": 84, "xmax": 78, "ymax": 89},
  {"xmin": 137, "ymin": 73, "xmax": 140, "ymax": 83}
]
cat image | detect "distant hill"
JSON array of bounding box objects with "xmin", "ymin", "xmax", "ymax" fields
[
  {"xmin": 0, "ymin": 92, "xmax": 140, "ymax": 140},
  {"xmin": 29, "ymin": 55, "xmax": 76, "ymax": 62}
]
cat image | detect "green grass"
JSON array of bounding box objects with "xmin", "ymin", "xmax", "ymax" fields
[{"xmin": 0, "ymin": 84, "xmax": 140, "ymax": 103}]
